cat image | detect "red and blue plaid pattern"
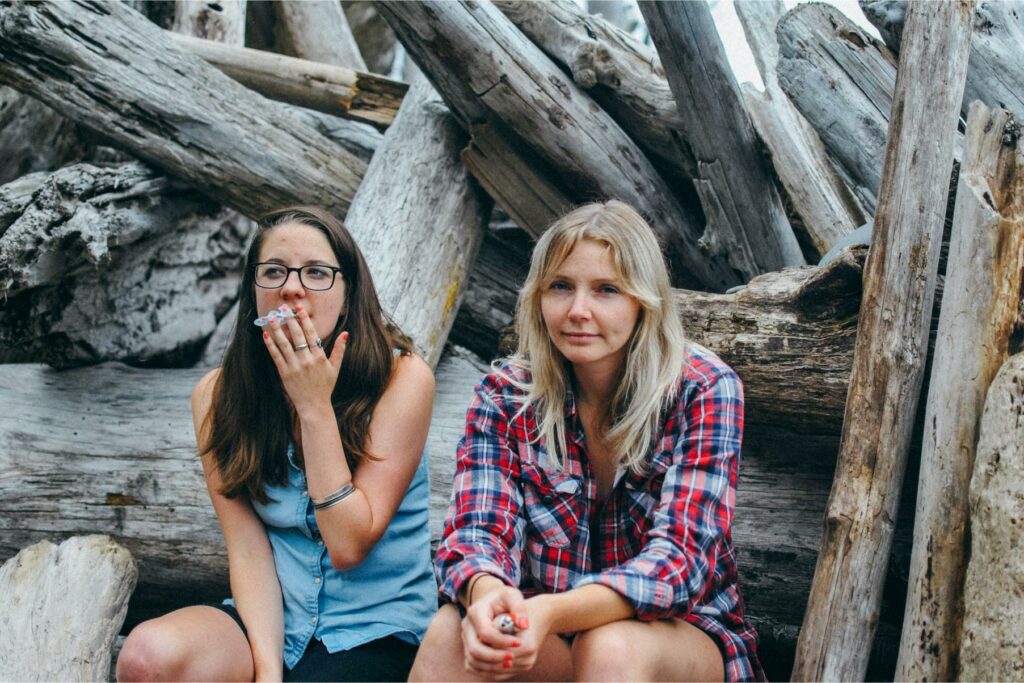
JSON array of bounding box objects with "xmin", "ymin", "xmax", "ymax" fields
[{"xmin": 435, "ymin": 344, "xmax": 765, "ymax": 681}]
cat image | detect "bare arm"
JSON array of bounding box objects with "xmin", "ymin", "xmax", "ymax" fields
[{"xmin": 193, "ymin": 370, "xmax": 284, "ymax": 682}]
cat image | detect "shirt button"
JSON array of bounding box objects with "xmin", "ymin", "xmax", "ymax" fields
[
  {"xmin": 317, "ymin": 540, "xmax": 324, "ymax": 546},
  {"xmin": 314, "ymin": 577, "xmax": 321, "ymax": 584},
  {"xmin": 302, "ymin": 490, "xmax": 308, "ymax": 498},
  {"xmin": 542, "ymin": 494, "xmax": 554, "ymax": 503},
  {"xmin": 311, "ymin": 615, "xmax": 318, "ymax": 624}
]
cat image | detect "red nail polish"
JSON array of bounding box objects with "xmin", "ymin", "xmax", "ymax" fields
[
  {"xmin": 502, "ymin": 660, "xmax": 511, "ymax": 669},
  {"xmin": 511, "ymin": 640, "xmax": 521, "ymax": 648},
  {"xmin": 295, "ymin": 305, "xmax": 302, "ymax": 312},
  {"xmin": 262, "ymin": 332, "xmax": 269, "ymax": 339},
  {"xmin": 516, "ymin": 616, "xmax": 529, "ymax": 630},
  {"xmin": 342, "ymin": 331, "xmax": 349, "ymax": 342}
]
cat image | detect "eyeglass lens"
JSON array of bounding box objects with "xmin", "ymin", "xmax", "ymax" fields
[{"xmin": 255, "ymin": 264, "xmax": 339, "ymax": 291}]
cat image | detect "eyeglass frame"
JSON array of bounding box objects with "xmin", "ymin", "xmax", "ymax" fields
[{"xmin": 252, "ymin": 262, "xmax": 345, "ymax": 291}]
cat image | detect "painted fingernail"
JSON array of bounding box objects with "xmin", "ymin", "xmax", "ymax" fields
[
  {"xmin": 262, "ymin": 332, "xmax": 269, "ymax": 340},
  {"xmin": 516, "ymin": 616, "xmax": 529, "ymax": 630},
  {"xmin": 511, "ymin": 640, "xmax": 521, "ymax": 648},
  {"xmin": 502, "ymin": 660, "xmax": 512, "ymax": 669},
  {"xmin": 341, "ymin": 331, "xmax": 349, "ymax": 342},
  {"xmin": 295, "ymin": 305, "xmax": 303, "ymax": 312}
]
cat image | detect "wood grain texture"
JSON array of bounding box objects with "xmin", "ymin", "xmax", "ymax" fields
[
  {"xmin": 0, "ymin": 0, "xmax": 365, "ymax": 220},
  {"xmin": 171, "ymin": 0, "xmax": 245, "ymax": 44},
  {"xmin": 0, "ymin": 535, "xmax": 137, "ymax": 681},
  {"xmin": 735, "ymin": 0, "xmax": 867, "ymax": 259},
  {"xmin": 896, "ymin": 102, "xmax": 1024, "ymax": 681},
  {"xmin": 639, "ymin": 0, "xmax": 805, "ymax": 274},
  {"xmin": 346, "ymin": 75, "xmax": 490, "ymax": 368},
  {"xmin": 792, "ymin": 3, "xmax": 974, "ymax": 679},
  {"xmin": 376, "ymin": 0, "xmax": 738, "ymax": 291},
  {"xmin": 275, "ymin": 0, "xmax": 367, "ymax": 71}
]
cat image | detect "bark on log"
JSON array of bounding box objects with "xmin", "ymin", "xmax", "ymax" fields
[
  {"xmin": 735, "ymin": 0, "xmax": 867, "ymax": 259},
  {"xmin": 0, "ymin": 87, "xmax": 89, "ymax": 185},
  {"xmin": 275, "ymin": 0, "xmax": 366, "ymax": 71},
  {"xmin": 792, "ymin": 3, "xmax": 974, "ymax": 680},
  {"xmin": 164, "ymin": 32, "xmax": 406, "ymax": 129},
  {"xmin": 0, "ymin": 536, "xmax": 137, "ymax": 681},
  {"xmin": 172, "ymin": 0, "xmax": 245, "ymax": 44},
  {"xmin": 639, "ymin": 0, "xmax": 805, "ymax": 272},
  {"xmin": 861, "ymin": 0, "xmax": 1024, "ymax": 121},
  {"xmin": 0, "ymin": 162, "xmax": 252, "ymax": 367},
  {"xmin": 345, "ymin": 74, "xmax": 490, "ymax": 369},
  {"xmin": 0, "ymin": 0, "xmax": 365, "ymax": 220},
  {"xmin": 896, "ymin": 103, "xmax": 1024, "ymax": 681},
  {"xmin": 960, "ymin": 353, "xmax": 1024, "ymax": 681},
  {"xmin": 377, "ymin": 0, "xmax": 739, "ymax": 291},
  {"xmin": 777, "ymin": 3, "xmax": 899, "ymax": 214},
  {"xmin": 492, "ymin": 0, "xmax": 698, "ymax": 184}
]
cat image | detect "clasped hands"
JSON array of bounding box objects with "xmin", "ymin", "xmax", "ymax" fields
[{"xmin": 462, "ymin": 586, "xmax": 550, "ymax": 680}]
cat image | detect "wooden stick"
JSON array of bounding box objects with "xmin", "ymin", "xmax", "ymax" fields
[
  {"xmin": 896, "ymin": 102, "xmax": 1024, "ymax": 680},
  {"xmin": 791, "ymin": 2, "xmax": 974, "ymax": 679},
  {"xmin": 274, "ymin": 0, "xmax": 367, "ymax": 71}
]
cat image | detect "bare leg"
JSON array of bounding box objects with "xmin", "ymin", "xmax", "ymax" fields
[
  {"xmin": 117, "ymin": 605, "xmax": 254, "ymax": 682},
  {"xmin": 571, "ymin": 619, "xmax": 725, "ymax": 682},
  {"xmin": 409, "ymin": 604, "xmax": 573, "ymax": 682}
]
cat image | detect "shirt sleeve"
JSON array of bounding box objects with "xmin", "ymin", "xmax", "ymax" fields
[
  {"xmin": 434, "ymin": 375, "xmax": 525, "ymax": 604},
  {"xmin": 572, "ymin": 366, "xmax": 744, "ymax": 621}
]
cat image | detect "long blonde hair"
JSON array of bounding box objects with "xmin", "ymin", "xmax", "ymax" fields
[{"xmin": 502, "ymin": 200, "xmax": 688, "ymax": 473}]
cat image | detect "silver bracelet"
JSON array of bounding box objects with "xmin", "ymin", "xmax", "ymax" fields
[{"xmin": 312, "ymin": 482, "xmax": 356, "ymax": 510}]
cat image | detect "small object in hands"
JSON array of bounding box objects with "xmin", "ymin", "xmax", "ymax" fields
[
  {"xmin": 293, "ymin": 343, "xmax": 309, "ymax": 351},
  {"xmin": 494, "ymin": 614, "xmax": 518, "ymax": 635},
  {"xmin": 254, "ymin": 304, "xmax": 297, "ymax": 327}
]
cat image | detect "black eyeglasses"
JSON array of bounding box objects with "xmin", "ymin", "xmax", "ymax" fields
[{"xmin": 253, "ymin": 263, "xmax": 344, "ymax": 291}]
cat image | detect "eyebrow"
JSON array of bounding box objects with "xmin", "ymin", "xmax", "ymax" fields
[{"xmin": 260, "ymin": 257, "xmax": 339, "ymax": 267}]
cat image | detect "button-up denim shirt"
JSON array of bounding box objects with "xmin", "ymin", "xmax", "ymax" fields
[{"xmin": 244, "ymin": 443, "xmax": 436, "ymax": 669}]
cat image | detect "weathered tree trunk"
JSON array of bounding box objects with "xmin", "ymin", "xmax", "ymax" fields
[
  {"xmin": 0, "ymin": 87, "xmax": 94, "ymax": 185},
  {"xmin": 0, "ymin": 162, "xmax": 252, "ymax": 367},
  {"xmin": 346, "ymin": 74, "xmax": 491, "ymax": 369},
  {"xmin": 376, "ymin": 0, "xmax": 739, "ymax": 291},
  {"xmin": 792, "ymin": 3, "xmax": 974, "ymax": 680},
  {"xmin": 860, "ymin": 0, "xmax": 1024, "ymax": 121},
  {"xmin": 0, "ymin": 536, "xmax": 137, "ymax": 681},
  {"xmin": 275, "ymin": 0, "xmax": 366, "ymax": 71},
  {"xmin": 342, "ymin": 1, "xmax": 398, "ymax": 76},
  {"xmin": 0, "ymin": 0, "xmax": 365, "ymax": 220},
  {"xmin": 492, "ymin": 0, "xmax": 698, "ymax": 184},
  {"xmin": 734, "ymin": 0, "xmax": 867, "ymax": 259},
  {"xmin": 639, "ymin": 0, "xmax": 805, "ymax": 272},
  {"xmin": 896, "ymin": 102, "xmax": 1024, "ymax": 681},
  {"xmin": 172, "ymin": 0, "xmax": 245, "ymax": 44},
  {"xmin": 585, "ymin": 0, "xmax": 640, "ymax": 34},
  {"xmin": 163, "ymin": 31, "xmax": 406, "ymax": 129},
  {"xmin": 776, "ymin": 3, "xmax": 899, "ymax": 214},
  {"xmin": 959, "ymin": 352, "xmax": 1024, "ymax": 680}
]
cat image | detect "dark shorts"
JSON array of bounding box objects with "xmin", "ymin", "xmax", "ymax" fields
[{"xmin": 211, "ymin": 603, "xmax": 419, "ymax": 682}]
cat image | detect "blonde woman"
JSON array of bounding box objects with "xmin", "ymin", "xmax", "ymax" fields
[{"xmin": 411, "ymin": 201, "xmax": 764, "ymax": 682}]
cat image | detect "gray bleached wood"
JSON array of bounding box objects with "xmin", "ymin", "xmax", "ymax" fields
[
  {"xmin": 346, "ymin": 75, "xmax": 490, "ymax": 369},
  {"xmin": 0, "ymin": 536, "xmax": 137, "ymax": 682},
  {"xmin": 276, "ymin": 0, "xmax": 366, "ymax": 71},
  {"xmin": 735, "ymin": 0, "xmax": 867, "ymax": 258},
  {"xmin": 861, "ymin": 0, "xmax": 1024, "ymax": 121},
  {"xmin": 777, "ymin": 3, "xmax": 899, "ymax": 213},
  {"xmin": 0, "ymin": 162, "xmax": 253, "ymax": 367},
  {"xmin": 172, "ymin": 0, "xmax": 245, "ymax": 44},
  {"xmin": 896, "ymin": 102, "xmax": 1024, "ymax": 681},
  {"xmin": 791, "ymin": 2, "xmax": 974, "ymax": 679},
  {"xmin": 376, "ymin": 0, "xmax": 738, "ymax": 291},
  {"xmin": 343, "ymin": 1, "xmax": 398, "ymax": 76},
  {"xmin": 639, "ymin": 0, "xmax": 805, "ymax": 273},
  {"xmin": 959, "ymin": 353, "xmax": 1024, "ymax": 681},
  {"xmin": 164, "ymin": 32, "xmax": 407, "ymax": 128},
  {"xmin": 0, "ymin": 0, "xmax": 365, "ymax": 220}
]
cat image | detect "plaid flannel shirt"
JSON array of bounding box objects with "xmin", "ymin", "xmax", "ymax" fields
[{"xmin": 435, "ymin": 344, "xmax": 765, "ymax": 682}]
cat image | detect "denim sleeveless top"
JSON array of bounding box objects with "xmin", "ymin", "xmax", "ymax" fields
[{"xmin": 247, "ymin": 442, "xmax": 437, "ymax": 668}]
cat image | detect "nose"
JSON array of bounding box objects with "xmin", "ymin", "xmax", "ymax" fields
[
  {"xmin": 279, "ymin": 269, "xmax": 306, "ymax": 300},
  {"xmin": 567, "ymin": 291, "xmax": 591, "ymax": 321}
]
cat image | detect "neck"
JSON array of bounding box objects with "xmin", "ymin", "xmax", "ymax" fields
[{"xmin": 572, "ymin": 362, "xmax": 621, "ymax": 412}]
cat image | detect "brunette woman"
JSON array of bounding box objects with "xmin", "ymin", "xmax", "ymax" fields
[
  {"xmin": 411, "ymin": 201, "xmax": 764, "ymax": 682},
  {"xmin": 117, "ymin": 207, "xmax": 436, "ymax": 682}
]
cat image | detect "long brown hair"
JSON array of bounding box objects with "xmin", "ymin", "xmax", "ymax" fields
[{"xmin": 205, "ymin": 207, "xmax": 413, "ymax": 502}]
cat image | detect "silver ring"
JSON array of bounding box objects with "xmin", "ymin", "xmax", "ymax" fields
[
  {"xmin": 293, "ymin": 343, "xmax": 309, "ymax": 351},
  {"xmin": 314, "ymin": 338, "xmax": 323, "ymax": 349}
]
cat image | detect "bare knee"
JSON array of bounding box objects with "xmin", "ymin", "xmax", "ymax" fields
[
  {"xmin": 409, "ymin": 604, "xmax": 466, "ymax": 682},
  {"xmin": 572, "ymin": 623, "xmax": 644, "ymax": 681},
  {"xmin": 117, "ymin": 620, "xmax": 184, "ymax": 682}
]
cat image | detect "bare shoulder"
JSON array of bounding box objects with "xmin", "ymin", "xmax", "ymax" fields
[
  {"xmin": 390, "ymin": 353, "xmax": 435, "ymax": 395},
  {"xmin": 191, "ymin": 367, "xmax": 221, "ymax": 414}
]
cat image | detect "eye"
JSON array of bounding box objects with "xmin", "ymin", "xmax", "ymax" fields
[
  {"xmin": 259, "ymin": 264, "xmax": 286, "ymax": 279},
  {"xmin": 598, "ymin": 284, "xmax": 620, "ymax": 295},
  {"xmin": 548, "ymin": 280, "xmax": 571, "ymax": 291},
  {"xmin": 303, "ymin": 266, "xmax": 332, "ymax": 280}
]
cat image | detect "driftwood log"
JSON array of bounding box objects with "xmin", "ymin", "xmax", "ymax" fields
[
  {"xmin": 861, "ymin": 0, "xmax": 1024, "ymax": 121},
  {"xmin": 959, "ymin": 352, "xmax": 1024, "ymax": 680},
  {"xmin": 171, "ymin": 0, "xmax": 245, "ymax": 44},
  {"xmin": 776, "ymin": 3, "xmax": 899, "ymax": 214},
  {"xmin": 346, "ymin": 74, "xmax": 490, "ymax": 368},
  {"xmin": 341, "ymin": 1, "xmax": 398, "ymax": 76},
  {"xmin": 275, "ymin": 0, "xmax": 366, "ymax": 71},
  {"xmin": 0, "ymin": 162, "xmax": 252, "ymax": 367},
  {"xmin": 792, "ymin": 3, "xmax": 974, "ymax": 680},
  {"xmin": 376, "ymin": 0, "xmax": 740, "ymax": 291},
  {"xmin": 896, "ymin": 103, "xmax": 1024, "ymax": 680},
  {"xmin": 0, "ymin": 536, "xmax": 137, "ymax": 682},
  {"xmin": 734, "ymin": 0, "xmax": 867, "ymax": 258},
  {"xmin": 0, "ymin": 0, "xmax": 365, "ymax": 220},
  {"xmin": 639, "ymin": 0, "xmax": 805, "ymax": 272}
]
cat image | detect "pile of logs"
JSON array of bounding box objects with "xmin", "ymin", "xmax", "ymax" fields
[{"xmin": 0, "ymin": 0, "xmax": 1021, "ymax": 680}]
